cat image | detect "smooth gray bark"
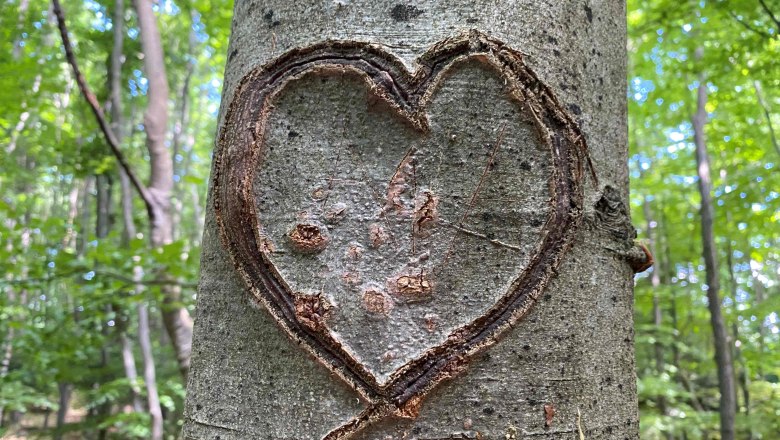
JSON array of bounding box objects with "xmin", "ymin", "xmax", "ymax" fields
[
  {"xmin": 132, "ymin": 0, "xmax": 194, "ymax": 377},
  {"xmin": 184, "ymin": 1, "xmax": 637, "ymax": 439},
  {"xmin": 692, "ymin": 71, "xmax": 737, "ymax": 440}
]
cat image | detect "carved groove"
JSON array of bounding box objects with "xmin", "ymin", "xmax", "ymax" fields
[{"xmin": 213, "ymin": 30, "xmax": 592, "ymax": 439}]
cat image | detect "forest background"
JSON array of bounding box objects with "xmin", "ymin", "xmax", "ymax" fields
[{"xmin": 0, "ymin": 0, "xmax": 778, "ymax": 439}]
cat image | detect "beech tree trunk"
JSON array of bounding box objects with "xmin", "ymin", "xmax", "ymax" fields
[
  {"xmin": 184, "ymin": 1, "xmax": 638, "ymax": 439},
  {"xmin": 692, "ymin": 70, "xmax": 737, "ymax": 440},
  {"xmin": 132, "ymin": 0, "xmax": 194, "ymax": 377}
]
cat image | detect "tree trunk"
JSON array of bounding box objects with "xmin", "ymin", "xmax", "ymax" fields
[
  {"xmin": 692, "ymin": 69, "xmax": 737, "ymax": 440},
  {"xmin": 107, "ymin": 0, "xmax": 144, "ymax": 414},
  {"xmin": 137, "ymin": 300, "xmax": 164, "ymax": 440},
  {"xmin": 54, "ymin": 382, "xmax": 72, "ymax": 440},
  {"xmin": 131, "ymin": 0, "xmax": 193, "ymax": 377},
  {"xmin": 643, "ymin": 201, "xmax": 669, "ymax": 427},
  {"xmin": 184, "ymin": 1, "xmax": 637, "ymax": 439}
]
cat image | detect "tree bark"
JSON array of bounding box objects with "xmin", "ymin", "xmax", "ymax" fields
[
  {"xmin": 131, "ymin": 0, "xmax": 193, "ymax": 377},
  {"xmin": 754, "ymin": 80, "xmax": 780, "ymax": 160},
  {"xmin": 184, "ymin": 1, "xmax": 637, "ymax": 439},
  {"xmin": 54, "ymin": 382, "xmax": 72, "ymax": 440},
  {"xmin": 692, "ymin": 70, "xmax": 737, "ymax": 440},
  {"xmin": 643, "ymin": 201, "xmax": 669, "ymax": 425},
  {"xmin": 138, "ymin": 301, "xmax": 164, "ymax": 440}
]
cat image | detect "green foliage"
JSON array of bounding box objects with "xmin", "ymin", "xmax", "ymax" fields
[
  {"xmin": 0, "ymin": 0, "xmax": 225, "ymax": 436},
  {"xmin": 629, "ymin": 0, "xmax": 779, "ymax": 438}
]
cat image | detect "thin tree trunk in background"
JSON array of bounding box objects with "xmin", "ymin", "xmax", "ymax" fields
[
  {"xmin": 0, "ymin": 287, "xmax": 26, "ymax": 427},
  {"xmin": 95, "ymin": 174, "xmax": 113, "ymax": 440},
  {"xmin": 184, "ymin": 1, "xmax": 638, "ymax": 439},
  {"xmin": 171, "ymin": 18, "xmax": 196, "ymax": 242},
  {"xmin": 120, "ymin": 334, "xmax": 143, "ymax": 412},
  {"xmin": 54, "ymin": 382, "xmax": 72, "ymax": 440},
  {"xmin": 754, "ymin": 80, "xmax": 780, "ymax": 159},
  {"xmin": 132, "ymin": 0, "xmax": 193, "ymax": 378},
  {"xmin": 96, "ymin": 175, "xmax": 112, "ymax": 239},
  {"xmin": 108, "ymin": 0, "xmax": 144, "ymax": 414},
  {"xmin": 77, "ymin": 176, "xmax": 92, "ymax": 257},
  {"xmin": 692, "ymin": 67, "xmax": 737, "ymax": 440},
  {"xmin": 753, "ymin": 278, "xmax": 766, "ymax": 378},
  {"xmin": 137, "ymin": 300, "xmax": 164, "ymax": 440},
  {"xmin": 643, "ymin": 201, "xmax": 669, "ymax": 424},
  {"xmin": 724, "ymin": 214, "xmax": 753, "ymax": 438}
]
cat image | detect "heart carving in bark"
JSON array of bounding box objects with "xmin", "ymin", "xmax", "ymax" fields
[{"xmin": 214, "ymin": 30, "xmax": 592, "ymax": 439}]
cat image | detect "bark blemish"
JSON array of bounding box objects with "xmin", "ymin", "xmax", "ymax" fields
[
  {"xmin": 293, "ymin": 293, "xmax": 332, "ymax": 332},
  {"xmin": 393, "ymin": 270, "xmax": 433, "ymax": 299},
  {"xmin": 584, "ymin": 4, "xmax": 593, "ymax": 23},
  {"xmin": 369, "ymin": 223, "xmax": 389, "ymax": 248},
  {"xmin": 594, "ymin": 185, "xmax": 635, "ymax": 241},
  {"xmin": 390, "ymin": 4, "xmax": 423, "ymax": 22},
  {"xmin": 288, "ymin": 223, "xmax": 328, "ymax": 253},
  {"xmin": 324, "ymin": 202, "xmax": 348, "ymax": 224},
  {"xmin": 413, "ymin": 190, "xmax": 438, "ymax": 238},
  {"xmin": 311, "ymin": 186, "xmax": 327, "ymax": 201},
  {"xmin": 259, "ymin": 235, "xmax": 276, "ymax": 252},
  {"xmin": 362, "ymin": 289, "xmax": 393, "ymax": 315},
  {"xmin": 423, "ymin": 313, "xmax": 438, "ymax": 332},
  {"xmin": 394, "ymin": 395, "xmax": 424, "ymax": 419},
  {"xmin": 544, "ymin": 404, "xmax": 556, "ymax": 428},
  {"xmin": 263, "ymin": 9, "xmax": 280, "ymax": 27},
  {"xmin": 346, "ymin": 242, "xmax": 363, "ymax": 260},
  {"xmin": 341, "ymin": 272, "xmax": 361, "ymax": 286},
  {"xmin": 384, "ymin": 148, "xmax": 415, "ymax": 214}
]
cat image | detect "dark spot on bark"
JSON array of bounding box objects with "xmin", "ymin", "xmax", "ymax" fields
[
  {"xmin": 547, "ymin": 35, "xmax": 558, "ymax": 44},
  {"xmin": 584, "ymin": 4, "xmax": 593, "ymax": 23},
  {"xmin": 568, "ymin": 103, "xmax": 582, "ymax": 115},
  {"xmin": 553, "ymin": 49, "xmax": 561, "ymax": 57},
  {"xmin": 288, "ymin": 130, "xmax": 299, "ymax": 138},
  {"xmin": 520, "ymin": 160, "xmax": 531, "ymax": 171},
  {"xmin": 466, "ymin": 17, "xmax": 478, "ymax": 24},
  {"xmin": 390, "ymin": 4, "xmax": 423, "ymax": 21},
  {"xmin": 228, "ymin": 48, "xmax": 238, "ymax": 61},
  {"xmin": 483, "ymin": 407, "xmax": 495, "ymax": 415},
  {"xmin": 263, "ymin": 9, "xmax": 280, "ymax": 27},
  {"xmin": 195, "ymin": 404, "xmax": 202, "ymax": 410}
]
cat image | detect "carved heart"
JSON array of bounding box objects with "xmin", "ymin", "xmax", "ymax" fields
[{"xmin": 214, "ymin": 30, "xmax": 591, "ymax": 439}]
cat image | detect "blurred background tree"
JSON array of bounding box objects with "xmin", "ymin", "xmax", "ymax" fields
[{"xmin": 0, "ymin": 0, "xmax": 776, "ymax": 438}]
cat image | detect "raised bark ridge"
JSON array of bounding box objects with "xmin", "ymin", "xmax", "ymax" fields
[{"xmin": 213, "ymin": 30, "xmax": 593, "ymax": 439}]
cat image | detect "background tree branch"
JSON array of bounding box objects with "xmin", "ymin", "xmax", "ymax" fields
[{"xmin": 51, "ymin": 0, "xmax": 155, "ymax": 216}]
